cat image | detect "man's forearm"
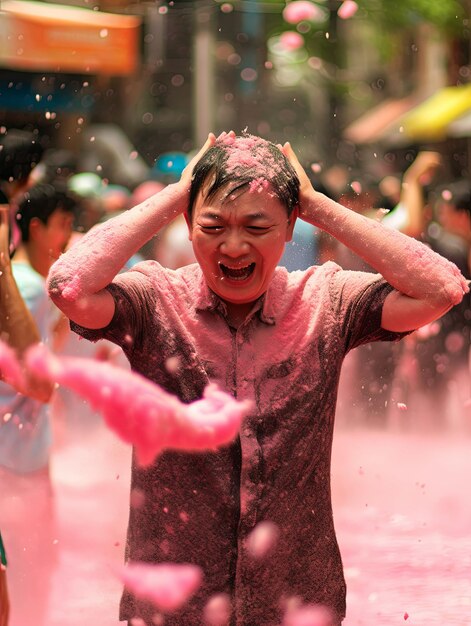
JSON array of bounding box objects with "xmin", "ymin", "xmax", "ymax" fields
[
  {"xmin": 304, "ymin": 191, "xmax": 468, "ymax": 306},
  {"xmin": 47, "ymin": 182, "xmax": 188, "ymax": 301}
]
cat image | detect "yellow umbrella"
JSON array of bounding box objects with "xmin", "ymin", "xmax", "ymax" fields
[{"xmin": 401, "ymin": 85, "xmax": 471, "ymax": 141}]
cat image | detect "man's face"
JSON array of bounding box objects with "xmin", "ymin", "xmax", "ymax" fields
[
  {"xmin": 186, "ymin": 182, "xmax": 296, "ymax": 307},
  {"xmin": 35, "ymin": 208, "xmax": 73, "ymax": 261}
]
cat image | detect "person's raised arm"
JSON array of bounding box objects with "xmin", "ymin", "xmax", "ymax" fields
[
  {"xmin": 0, "ymin": 207, "xmax": 53, "ymax": 402},
  {"xmin": 47, "ymin": 134, "xmax": 216, "ymax": 329},
  {"xmin": 399, "ymin": 151, "xmax": 442, "ymax": 239},
  {"xmin": 282, "ymin": 143, "xmax": 468, "ymax": 333}
]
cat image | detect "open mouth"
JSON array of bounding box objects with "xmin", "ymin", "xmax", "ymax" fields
[{"xmin": 220, "ymin": 262, "xmax": 256, "ymax": 281}]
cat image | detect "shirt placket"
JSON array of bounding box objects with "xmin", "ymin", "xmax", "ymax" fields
[{"xmin": 233, "ymin": 320, "xmax": 264, "ymax": 581}]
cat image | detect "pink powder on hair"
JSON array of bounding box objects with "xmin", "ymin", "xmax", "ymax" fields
[
  {"xmin": 25, "ymin": 344, "xmax": 251, "ymax": 466},
  {"xmin": 218, "ymin": 134, "xmax": 279, "ymax": 186},
  {"xmin": 119, "ymin": 562, "xmax": 202, "ymax": 612}
]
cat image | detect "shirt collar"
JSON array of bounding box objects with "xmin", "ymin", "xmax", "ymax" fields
[{"xmin": 195, "ymin": 269, "xmax": 280, "ymax": 326}]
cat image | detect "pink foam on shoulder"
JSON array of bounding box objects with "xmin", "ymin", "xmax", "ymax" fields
[
  {"xmin": 119, "ymin": 562, "xmax": 202, "ymax": 612},
  {"xmin": 26, "ymin": 345, "xmax": 251, "ymax": 465}
]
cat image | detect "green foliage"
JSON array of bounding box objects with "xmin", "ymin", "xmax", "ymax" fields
[{"xmin": 357, "ymin": 0, "xmax": 467, "ymax": 33}]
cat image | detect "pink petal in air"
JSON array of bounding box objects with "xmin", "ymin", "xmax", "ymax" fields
[
  {"xmin": 26, "ymin": 344, "xmax": 251, "ymax": 466},
  {"xmin": 279, "ymin": 31, "xmax": 305, "ymax": 52},
  {"xmin": 283, "ymin": 1, "xmax": 325, "ymax": 24},
  {"xmin": 119, "ymin": 562, "xmax": 202, "ymax": 612},
  {"xmin": 337, "ymin": 0, "xmax": 358, "ymax": 19},
  {"xmin": 283, "ymin": 603, "xmax": 337, "ymax": 626}
]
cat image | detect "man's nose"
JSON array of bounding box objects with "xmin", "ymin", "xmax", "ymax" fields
[{"xmin": 220, "ymin": 230, "xmax": 250, "ymax": 257}]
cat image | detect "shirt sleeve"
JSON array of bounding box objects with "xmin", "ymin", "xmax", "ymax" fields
[
  {"xmin": 329, "ymin": 269, "xmax": 411, "ymax": 353},
  {"xmin": 70, "ymin": 266, "xmax": 157, "ymax": 356}
]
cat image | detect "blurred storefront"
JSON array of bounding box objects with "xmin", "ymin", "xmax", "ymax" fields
[{"xmin": 0, "ymin": 0, "xmax": 141, "ymax": 151}]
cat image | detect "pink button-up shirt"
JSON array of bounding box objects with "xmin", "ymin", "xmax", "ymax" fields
[{"xmin": 73, "ymin": 260, "xmax": 405, "ymax": 626}]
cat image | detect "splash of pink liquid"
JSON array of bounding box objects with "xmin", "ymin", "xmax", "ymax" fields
[
  {"xmin": 119, "ymin": 562, "xmax": 202, "ymax": 612},
  {"xmin": 26, "ymin": 345, "xmax": 251, "ymax": 465},
  {"xmin": 0, "ymin": 340, "xmax": 26, "ymax": 392},
  {"xmin": 283, "ymin": 1, "xmax": 325, "ymax": 24},
  {"xmin": 337, "ymin": 0, "xmax": 358, "ymax": 19}
]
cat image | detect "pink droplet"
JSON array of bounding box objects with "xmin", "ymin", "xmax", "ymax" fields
[
  {"xmin": 337, "ymin": 0, "xmax": 358, "ymax": 19},
  {"xmin": 245, "ymin": 520, "xmax": 279, "ymax": 558},
  {"xmin": 119, "ymin": 562, "xmax": 202, "ymax": 612},
  {"xmin": 404, "ymin": 612, "xmax": 409, "ymax": 621},
  {"xmin": 441, "ymin": 189, "xmax": 452, "ymax": 201},
  {"xmin": 279, "ymin": 31, "xmax": 305, "ymax": 52},
  {"xmin": 283, "ymin": 1, "xmax": 326, "ymax": 24},
  {"xmin": 283, "ymin": 603, "xmax": 336, "ymax": 626},
  {"xmin": 203, "ymin": 593, "xmax": 232, "ymax": 625},
  {"xmin": 310, "ymin": 163, "xmax": 322, "ymax": 174},
  {"xmin": 350, "ymin": 180, "xmax": 362, "ymax": 194}
]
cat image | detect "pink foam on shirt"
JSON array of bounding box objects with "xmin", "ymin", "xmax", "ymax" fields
[
  {"xmin": 26, "ymin": 345, "xmax": 251, "ymax": 466},
  {"xmin": 119, "ymin": 562, "xmax": 202, "ymax": 612}
]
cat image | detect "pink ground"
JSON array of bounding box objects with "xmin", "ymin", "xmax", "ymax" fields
[{"xmin": 7, "ymin": 416, "xmax": 471, "ymax": 626}]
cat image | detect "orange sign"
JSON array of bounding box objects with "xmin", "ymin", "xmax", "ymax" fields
[{"xmin": 0, "ymin": 0, "xmax": 141, "ymax": 75}]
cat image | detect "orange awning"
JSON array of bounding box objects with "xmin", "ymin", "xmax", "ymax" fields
[
  {"xmin": 343, "ymin": 96, "xmax": 421, "ymax": 145},
  {"xmin": 0, "ymin": 0, "xmax": 141, "ymax": 75}
]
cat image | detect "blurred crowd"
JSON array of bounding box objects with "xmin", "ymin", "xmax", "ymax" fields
[{"xmin": 0, "ymin": 126, "xmax": 469, "ymax": 626}]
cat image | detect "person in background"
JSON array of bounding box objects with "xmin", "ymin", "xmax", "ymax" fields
[
  {"xmin": 0, "ymin": 181, "xmax": 74, "ymax": 626},
  {"xmin": 0, "ymin": 129, "xmax": 46, "ymax": 626},
  {"xmin": 385, "ymin": 153, "xmax": 470, "ymax": 429}
]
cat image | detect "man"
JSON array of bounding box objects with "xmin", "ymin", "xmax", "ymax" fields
[
  {"xmin": 48, "ymin": 132, "xmax": 467, "ymax": 626},
  {"xmin": 0, "ymin": 181, "xmax": 74, "ymax": 626}
]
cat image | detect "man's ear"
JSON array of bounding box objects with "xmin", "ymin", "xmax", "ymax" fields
[
  {"xmin": 285, "ymin": 206, "xmax": 299, "ymax": 242},
  {"xmin": 28, "ymin": 217, "xmax": 43, "ymax": 242},
  {"xmin": 183, "ymin": 212, "xmax": 193, "ymax": 241}
]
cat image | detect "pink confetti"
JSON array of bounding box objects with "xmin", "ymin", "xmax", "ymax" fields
[
  {"xmin": 120, "ymin": 562, "xmax": 202, "ymax": 612},
  {"xmin": 310, "ymin": 163, "xmax": 322, "ymax": 174},
  {"xmin": 283, "ymin": 1, "xmax": 326, "ymax": 24},
  {"xmin": 26, "ymin": 345, "xmax": 251, "ymax": 466},
  {"xmin": 350, "ymin": 180, "xmax": 362, "ymax": 194},
  {"xmin": 441, "ymin": 189, "xmax": 452, "ymax": 201},
  {"xmin": 404, "ymin": 612, "xmax": 409, "ymax": 620},
  {"xmin": 203, "ymin": 593, "xmax": 232, "ymax": 625},
  {"xmin": 337, "ymin": 0, "xmax": 358, "ymax": 19},
  {"xmin": 279, "ymin": 31, "xmax": 305, "ymax": 51},
  {"xmin": 283, "ymin": 604, "xmax": 336, "ymax": 626},
  {"xmin": 396, "ymin": 402, "xmax": 408, "ymax": 411},
  {"xmin": 245, "ymin": 521, "xmax": 279, "ymax": 558}
]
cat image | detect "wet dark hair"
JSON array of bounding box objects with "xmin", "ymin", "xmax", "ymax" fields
[
  {"xmin": 187, "ymin": 135, "xmax": 299, "ymax": 221},
  {"xmin": 0, "ymin": 129, "xmax": 43, "ymax": 185},
  {"xmin": 16, "ymin": 180, "xmax": 76, "ymax": 243},
  {"xmin": 444, "ymin": 181, "xmax": 471, "ymax": 219}
]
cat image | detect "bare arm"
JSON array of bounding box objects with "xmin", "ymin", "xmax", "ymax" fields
[
  {"xmin": 283, "ymin": 143, "xmax": 468, "ymax": 333},
  {"xmin": 399, "ymin": 151, "xmax": 442, "ymax": 239},
  {"xmin": 47, "ymin": 134, "xmax": 216, "ymax": 329},
  {"xmin": 0, "ymin": 207, "xmax": 53, "ymax": 401}
]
